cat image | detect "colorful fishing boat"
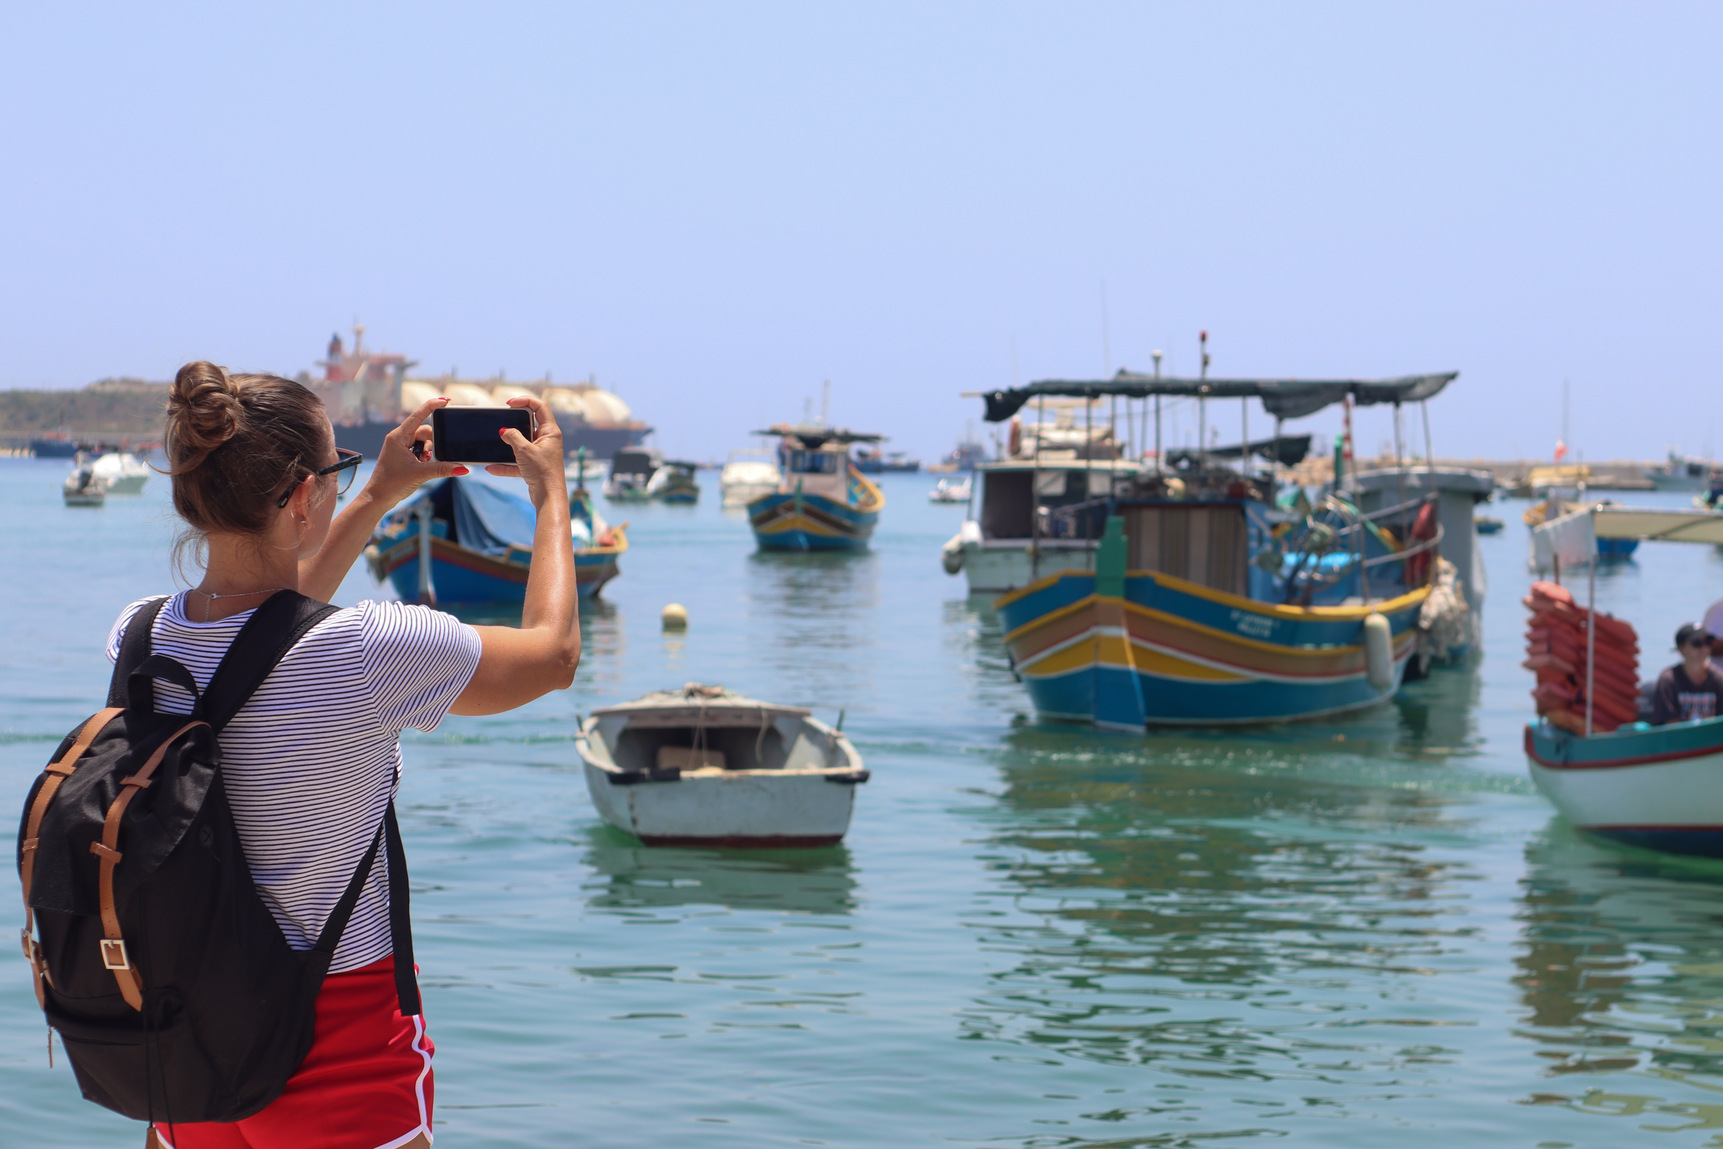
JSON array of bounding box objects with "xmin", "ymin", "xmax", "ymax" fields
[
  {"xmin": 1525, "ymin": 504, "xmax": 1723, "ymax": 858},
  {"xmin": 604, "ymin": 446, "xmax": 661, "ymax": 502},
  {"xmin": 646, "ymin": 460, "xmax": 701, "ymax": 504},
  {"xmin": 976, "ymin": 368, "xmax": 1462, "ymax": 727},
  {"xmin": 364, "ymin": 475, "xmax": 627, "ymax": 604},
  {"xmin": 747, "ymin": 423, "xmax": 885, "ymax": 551}
]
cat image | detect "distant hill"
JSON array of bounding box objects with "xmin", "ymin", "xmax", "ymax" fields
[{"xmin": 0, "ymin": 378, "xmax": 169, "ymax": 436}]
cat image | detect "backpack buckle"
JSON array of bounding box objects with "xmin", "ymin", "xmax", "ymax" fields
[{"xmin": 99, "ymin": 939, "xmax": 131, "ymax": 971}]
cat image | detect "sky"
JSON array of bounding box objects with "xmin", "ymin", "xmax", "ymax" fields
[{"xmin": 2, "ymin": 3, "xmax": 1719, "ymax": 463}]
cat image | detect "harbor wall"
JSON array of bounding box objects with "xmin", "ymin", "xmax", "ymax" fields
[{"xmin": 1285, "ymin": 454, "xmax": 1659, "ymax": 493}]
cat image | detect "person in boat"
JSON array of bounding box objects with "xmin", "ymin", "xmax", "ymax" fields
[
  {"xmin": 1703, "ymin": 597, "xmax": 1723, "ymax": 674},
  {"xmin": 1651, "ymin": 623, "xmax": 1723, "ymax": 724},
  {"xmin": 133, "ymin": 364, "xmax": 580, "ymax": 1149}
]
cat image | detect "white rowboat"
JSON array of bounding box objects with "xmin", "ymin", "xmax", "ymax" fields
[{"xmin": 577, "ymin": 684, "xmax": 867, "ymax": 847}]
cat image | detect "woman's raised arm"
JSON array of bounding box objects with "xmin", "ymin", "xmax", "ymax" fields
[{"xmin": 450, "ymin": 396, "xmax": 581, "ymax": 714}]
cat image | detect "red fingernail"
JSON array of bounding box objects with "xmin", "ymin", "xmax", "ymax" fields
[{"xmin": 453, "ymin": 466, "xmax": 469, "ymax": 475}]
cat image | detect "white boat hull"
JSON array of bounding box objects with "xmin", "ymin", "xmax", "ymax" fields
[
  {"xmin": 1526, "ymin": 720, "xmax": 1723, "ymax": 857},
  {"xmin": 582, "ymin": 761, "xmax": 859, "ymax": 847},
  {"xmin": 577, "ymin": 690, "xmax": 867, "ymax": 847},
  {"xmin": 942, "ymin": 521, "xmax": 1096, "ymax": 595}
]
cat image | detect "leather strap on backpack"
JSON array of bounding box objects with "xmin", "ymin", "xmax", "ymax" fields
[
  {"xmin": 19, "ymin": 707, "xmax": 124, "ymax": 1008},
  {"xmin": 19, "ymin": 597, "xmax": 170, "ymax": 1009},
  {"xmin": 89, "ymin": 720, "xmax": 206, "ymax": 1010}
]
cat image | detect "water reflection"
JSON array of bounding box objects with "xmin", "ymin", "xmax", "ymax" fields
[
  {"xmin": 1513, "ymin": 824, "xmax": 1723, "ymax": 1134},
  {"xmin": 743, "ymin": 550, "xmax": 879, "ymax": 704},
  {"xmin": 581, "ymin": 826, "xmax": 857, "ymax": 916},
  {"xmin": 962, "ymin": 737, "xmax": 1482, "ymax": 1085}
]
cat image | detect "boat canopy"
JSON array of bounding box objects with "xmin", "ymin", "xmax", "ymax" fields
[
  {"xmin": 978, "ymin": 372, "xmax": 1457, "ymax": 424},
  {"xmin": 752, "ymin": 422, "xmax": 884, "ymax": 447},
  {"xmin": 1164, "ymin": 433, "xmax": 1313, "ymax": 469},
  {"xmin": 1532, "ymin": 505, "xmax": 1723, "ymax": 571}
]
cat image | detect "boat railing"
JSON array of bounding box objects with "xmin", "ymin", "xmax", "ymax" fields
[{"xmin": 1279, "ymin": 493, "xmax": 1442, "ymax": 602}]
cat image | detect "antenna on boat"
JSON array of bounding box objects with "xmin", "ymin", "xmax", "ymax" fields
[{"xmin": 821, "ymin": 379, "xmax": 831, "ymax": 428}]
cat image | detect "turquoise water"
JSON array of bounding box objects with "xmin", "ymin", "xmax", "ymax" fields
[{"xmin": 8, "ymin": 460, "xmax": 1723, "ymax": 1147}]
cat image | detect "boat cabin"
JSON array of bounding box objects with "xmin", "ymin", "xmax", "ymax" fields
[
  {"xmin": 755, "ymin": 423, "xmax": 884, "ymax": 502},
  {"xmin": 610, "ymin": 447, "xmax": 661, "ymax": 482}
]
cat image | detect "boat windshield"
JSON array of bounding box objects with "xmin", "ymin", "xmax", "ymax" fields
[{"xmin": 788, "ymin": 450, "xmax": 840, "ymax": 475}]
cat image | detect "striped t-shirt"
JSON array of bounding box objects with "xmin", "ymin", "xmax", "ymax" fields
[{"xmin": 106, "ymin": 594, "xmax": 481, "ymax": 973}]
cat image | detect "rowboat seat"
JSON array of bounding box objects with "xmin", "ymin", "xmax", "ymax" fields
[{"xmin": 657, "ymin": 746, "xmax": 726, "ymax": 771}]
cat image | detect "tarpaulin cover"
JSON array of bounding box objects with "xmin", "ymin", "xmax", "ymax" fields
[
  {"xmin": 978, "ymin": 372, "xmax": 1457, "ymax": 424},
  {"xmin": 1164, "ymin": 433, "xmax": 1313, "ymax": 468},
  {"xmin": 412, "ymin": 477, "xmax": 537, "ymax": 556},
  {"xmin": 1530, "ymin": 508, "xmax": 1597, "ymax": 573}
]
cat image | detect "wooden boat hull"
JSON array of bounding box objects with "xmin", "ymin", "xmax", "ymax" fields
[
  {"xmin": 1525, "ymin": 719, "xmax": 1723, "ymax": 857},
  {"xmin": 748, "ymin": 490, "xmax": 878, "ymax": 551},
  {"xmin": 996, "ymin": 570, "xmax": 1428, "ymax": 727},
  {"xmin": 377, "ymin": 534, "xmax": 623, "ymax": 603}
]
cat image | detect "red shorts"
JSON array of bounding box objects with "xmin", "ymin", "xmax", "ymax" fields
[{"xmin": 154, "ymin": 956, "xmax": 434, "ymax": 1149}]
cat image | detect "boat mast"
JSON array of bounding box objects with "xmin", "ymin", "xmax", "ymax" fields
[
  {"xmin": 1086, "ymin": 392, "xmax": 1095, "ymax": 566},
  {"xmin": 1198, "ymin": 331, "xmax": 1209, "ymax": 473},
  {"xmin": 1152, "ymin": 351, "xmax": 1163, "ymax": 475},
  {"xmin": 1032, "ymin": 395, "xmax": 1044, "ymax": 581}
]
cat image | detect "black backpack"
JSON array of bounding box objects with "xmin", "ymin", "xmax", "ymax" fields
[{"xmin": 17, "ymin": 591, "xmax": 421, "ymax": 1125}]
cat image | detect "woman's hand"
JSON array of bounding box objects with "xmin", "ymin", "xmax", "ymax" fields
[
  {"xmin": 484, "ymin": 396, "xmax": 566, "ymax": 507},
  {"xmin": 362, "ymin": 396, "xmax": 466, "ymax": 506}
]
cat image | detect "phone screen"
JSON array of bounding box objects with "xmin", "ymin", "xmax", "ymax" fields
[{"xmin": 432, "ymin": 407, "xmax": 534, "ymax": 464}]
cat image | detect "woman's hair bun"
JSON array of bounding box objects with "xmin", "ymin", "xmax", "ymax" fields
[{"xmin": 166, "ymin": 361, "xmax": 244, "ymax": 470}]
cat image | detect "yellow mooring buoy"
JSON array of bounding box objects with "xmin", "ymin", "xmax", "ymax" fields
[{"xmin": 661, "ymin": 603, "xmax": 689, "ymax": 631}]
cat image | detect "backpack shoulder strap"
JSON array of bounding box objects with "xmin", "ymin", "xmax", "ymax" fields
[
  {"xmin": 306, "ymin": 800, "xmax": 421, "ymax": 1016},
  {"xmin": 106, "ymin": 596, "xmax": 172, "ymax": 708},
  {"xmin": 199, "ymin": 591, "xmax": 340, "ymax": 731}
]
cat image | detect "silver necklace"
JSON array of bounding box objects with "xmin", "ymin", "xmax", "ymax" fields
[{"xmin": 191, "ymin": 586, "xmax": 288, "ymax": 622}]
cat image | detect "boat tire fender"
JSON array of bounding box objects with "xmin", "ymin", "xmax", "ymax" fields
[
  {"xmin": 941, "ymin": 534, "xmax": 966, "ymax": 574},
  {"xmin": 823, "ymin": 770, "xmax": 871, "ymax": 784},
  {"xmin": 1363, "ymin": 612, "xmax": 1394, "ymax": 691}
]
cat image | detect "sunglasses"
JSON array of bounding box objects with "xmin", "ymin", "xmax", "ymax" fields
[
  {"xmin": 277, "ymin": 449, "xmax": 362, "ymax": 508},
  {"xmin": 1688, "ymin": 636, "xmax": 1714, "ymax": 649}
]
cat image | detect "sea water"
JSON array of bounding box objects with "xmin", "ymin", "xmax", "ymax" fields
[{"xmin": 7, "ymin": 459, "xmax": 1723, "ymax": 1147}]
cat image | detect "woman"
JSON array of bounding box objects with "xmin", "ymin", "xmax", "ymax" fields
[{"xmin": 132, "ymin": 362, "xmax": 579, "ymax": 1149}]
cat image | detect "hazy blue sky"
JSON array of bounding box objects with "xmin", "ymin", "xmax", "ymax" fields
[{"xmin": 3, "ymin": 4, "xmax": 1718, "ymax": 463}]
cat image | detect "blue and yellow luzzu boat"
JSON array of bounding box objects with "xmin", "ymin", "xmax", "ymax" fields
[
  {"xmin": 747, "ymin": 423, "xmax": 886, "ymax": 551},
  {"xmin": 974, "ymin": 365, "xmax": 1465, "ymax": 728},
  {"xmin": 364, "ymin": 476, "xmax": 627, "ymax": 604},
  {"xmin": 997, "ymin": 511, "xmax": 1429, "ymax": 728}
]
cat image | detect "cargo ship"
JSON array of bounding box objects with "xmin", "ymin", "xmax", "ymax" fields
[{"xmin": 309, "ymin": 326, "xmax": 652, "ymax": 460}]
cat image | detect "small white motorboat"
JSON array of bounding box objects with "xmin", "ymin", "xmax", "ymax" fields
[
  {"xmin": 577, "ymin": 684, "xmax": 868, "ymax": 847},
  {"xmin": 63, "ymin": 460, "xmax": 109, "ymax": 506},
  {"xmin": 928, "ymin": 477, "xmax": 971, "ymax": 504},
  {"xmin": 90, "ymin": 450, "xmax": 150, "ymax": 494},
  {"xmin": 719, "ymin": 448, "xmax": 781, "ymax": 507}
]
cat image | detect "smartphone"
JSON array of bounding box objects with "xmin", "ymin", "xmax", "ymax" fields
[{"xmin": 431, "ymin": 406, "xmax": 535, "ymax": 464}]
